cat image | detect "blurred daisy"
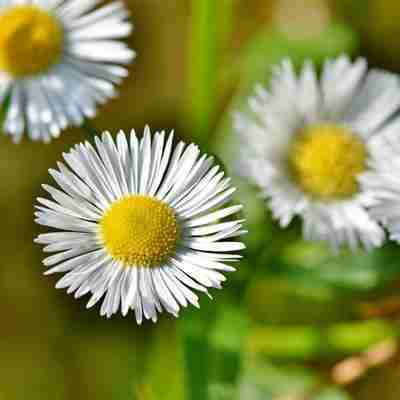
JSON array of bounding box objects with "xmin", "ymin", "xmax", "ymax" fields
[
  {"xmin": 0, "ymin": 0, "xmax": 135, "ymax": 142},
  {"xmin": 35, "ymin": 127, "xmax": 245, "ymax": 324},
  {"xmin": 235, "ymin": 55, "xmax": 400, "ymax": 250},
  {"xmin": 360, "ymin": 122, "xmax": 400, "ymax": 243}
]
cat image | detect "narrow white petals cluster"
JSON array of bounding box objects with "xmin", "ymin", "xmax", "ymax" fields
[
  {"xmin": 235, "ymin": 55, "xmax": 400, "ymax": 251},
  {"xmin": 0, "ymin": 0, "xmax": 135, "ymax": 142},
  {"xmin": 360, "ymin": 121, "xmax": 400, "ymax": 244},
  {"xmin": 35, "ymin": 127, "xmax": 245, "ymax": 324}
]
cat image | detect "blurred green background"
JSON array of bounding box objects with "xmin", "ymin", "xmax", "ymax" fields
[{"xmin": 3, "ymin": 0, "xmax": 400, "ymax": 399}]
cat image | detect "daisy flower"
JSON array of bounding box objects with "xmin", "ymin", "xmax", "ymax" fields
[
  {"xmin": 359, "ymin": 121, "xmax": 400, "ymax": 243},
  {"xmin": 0, "ymin": 0, "xmax": 135, "ymax": 142},
  {"xmin": 34, "ymin": 127, "xmax": 246, "ymax": 324},
  {"xmin": 234, "ymin": 55, "xmax": 400, "ymax": 250}
]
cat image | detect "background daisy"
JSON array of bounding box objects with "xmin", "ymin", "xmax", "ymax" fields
[
  {"xmin": 0, "ymin": 0, "xmax": 135, "ymax": 142},
  {"xmin": 360, "ymin": 121, "xmax": 400, "ymax": 244},
  {"xmin": 35, "ymin": 127, "xmax": 245, "ymax": 324},
  {"xmin": 234, "ymin": 55, "xmax": 400, "ymax": 251}
]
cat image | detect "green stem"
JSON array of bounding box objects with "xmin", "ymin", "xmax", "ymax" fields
[
  {"xmin": 184, "ymin": 3, "xmax": 235, "ymax": 394},
  {"xmin": 138, "ymin": 319, "xmax": 185, "ymax": 400},
  {"xmin": 187, "ymin": 0, "xmax": 234, "ymax": 151},
  {"xmin": 181, "ymin": 298, "xmax": 217, "ymax": 400}
]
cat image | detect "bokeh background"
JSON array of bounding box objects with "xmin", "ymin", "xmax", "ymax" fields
[{"xmin": 2, "ymin": 0, "xmax": 400, "ymax": 399}]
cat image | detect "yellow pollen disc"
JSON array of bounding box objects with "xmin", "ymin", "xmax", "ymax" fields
[
  {"xmin": 100, "ymin": 195, "xmax": 180, "ymax": 268},
  {"xmin": 0, "ymin": 5, "xmax": 64, "ymax": 77},
  {"xmin": 289, "ymin": 124, "xmax": 368, "ymax": 199}
]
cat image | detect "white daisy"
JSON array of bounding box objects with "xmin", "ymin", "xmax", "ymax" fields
[
  {"xmin": 359, "ymin": 120, "xmax": 400, "ymax": 243},
  {"xmin": 234, "ymin": 55, "xmax": 400, "ymax": 251},
  {"xmin": 0, "ymin": 0, "xmax": 135, "ymax": 142},
  {"xmin": 34, "ymin": 127, "xmax": 246, "ymax": 324}
]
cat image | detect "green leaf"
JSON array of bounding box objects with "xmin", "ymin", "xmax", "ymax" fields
[
  {"xmin": 280, "ymin": 242, "xmax": 400, "ymax": 292},
  {"xmin": 327, "ymin": 320, "xmax": 398, "ymax": 354},
  {"xmin": 245, "ymin": 278, "xmax": 351, "ymax": 325},
  {"xmin": 248, "ymin": 325, "xmax": 324, "ymax": 361},
  {"xmin": 247, "ymin": 320, "xmax": 399, "ymax": 361}
]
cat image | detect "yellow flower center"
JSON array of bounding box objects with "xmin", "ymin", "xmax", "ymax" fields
[
  {"xmin": 100, "ymin": 195, "xmax": 180, "ymax": 268},
  {"xmin": 0, "ymin": 5, "xmax": 64, "ymax": 77},
  {"xmin": 289, "ymin": 124, "xmax": 368, "ymax": 199}
]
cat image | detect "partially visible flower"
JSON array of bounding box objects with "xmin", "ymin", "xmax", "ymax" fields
[
  {"xmin": 359, "ymin": 120, "xmax": 400, "ymax": 243},
  {"xmin": 234, "ymin": 55, "xmax": 400, "ymax": 251},
  {"xmin": 35, "ymin": 127, "xmax": 245, "ymax": 324},
  {"xmin": 0, "ymin": 0, "xmax": 135, "ymax": 142}
]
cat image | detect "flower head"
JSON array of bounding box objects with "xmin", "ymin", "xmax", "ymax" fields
[
  {"xmin": 0, "ymin": 0, "xmax": 135, "ymax": 142},
  {"xmin": 35, "ymin": 127, "xmax": 245, "ymax": 324},
  {"xmin": 359, "ymin": 121, "xmax": 400, "ymax": 244},
  {"xmin": 235, "ymin": 56, "xmax": 400, "ymax": 250}
]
